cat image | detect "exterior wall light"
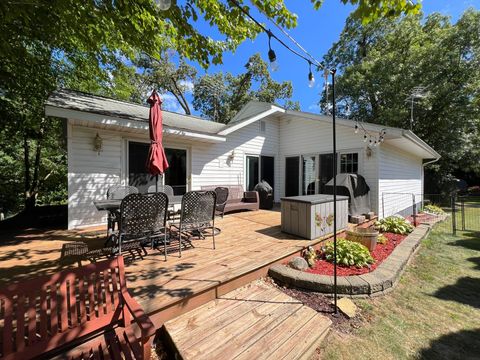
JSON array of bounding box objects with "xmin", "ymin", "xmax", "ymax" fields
[{"xmin": 93, "ymin": 133, "xmax": 103, "ymax": 155}]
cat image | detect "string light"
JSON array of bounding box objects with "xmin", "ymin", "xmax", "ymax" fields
[
  {"xmin": 308, "ymin": 61, "xmax": 315, "ymax": 88},
  {"xmin": 355, "ymin": 122, "xmax": 387, "ymax": 147},
  {"xmin": 267, "ymin": 31, "xmax": 279, "ymax": 71},
  {"xmin": 156, "ymin": 0, "xmax": 171, "ymax": 11},
  {"xmin": 229, "ymin": 0, "xmax": 329, "ymax": 88}
]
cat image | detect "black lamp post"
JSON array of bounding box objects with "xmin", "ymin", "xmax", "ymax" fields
[{"xmin": 331, "ymin": 68, "xmax": 338, "ymax": 314}]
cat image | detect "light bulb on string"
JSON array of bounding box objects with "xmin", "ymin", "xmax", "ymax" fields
[
  {"xmin": 308, "ymin": 62, "xmax": 315, "ymax": 88},
  {"xmin": 363, "ymin": 133, "xmax": 368, "ymax": 142},
  {"xmin": 267, "ymin": 31, "xmax": 279, "ymax": 72},
  {"xmin": 354, "ymin": 122, "xmax": 359, "ymax": 134},
  {"xmin": 156, "ymin": 0, "xmax": 171, "ymax": 10}
]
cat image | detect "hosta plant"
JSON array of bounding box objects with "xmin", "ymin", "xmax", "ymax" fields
[
  {"xmin": 375, "ymin": 216, "xmax": 414, "ymax": 235},
  {"xmin": 324, "ymin": 239, "xmax": 374, "ymax": 268},
  {"xmin": 377, "ymin": 234, "xmax": 388, "ymax": 245},
  {"xmin": 423, "ymin": 204, "xmax": 445, "ymax": 215}
]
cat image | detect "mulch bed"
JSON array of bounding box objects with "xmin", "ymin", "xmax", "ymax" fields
[
  {"xmin": 306, "ymin": 232, "xmax": 407, "ymax": 276},
  {"xmin": 406, "ymin": 212, "xmax": 438, "ymax": 224},
  {"xmin": 277, "ymin": 285, "xmax": 373, "ymax": 332}
]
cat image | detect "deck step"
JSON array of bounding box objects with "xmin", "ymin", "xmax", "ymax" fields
[{"xmin": 164, "ymin": 281, "xmax": 331, "ymax": 360}]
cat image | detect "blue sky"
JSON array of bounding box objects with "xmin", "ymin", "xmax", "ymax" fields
[{"xmin": 161, "ymin": 0, "xmax": 479, "ymax": 115}]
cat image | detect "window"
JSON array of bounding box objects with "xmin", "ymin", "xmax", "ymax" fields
[{"xmin": 340, "ymin": 153, "xmax": 358, "ymax": 174}]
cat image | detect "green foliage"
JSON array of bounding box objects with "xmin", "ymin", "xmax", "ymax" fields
[
  {"xmin": 192, "ymin": 54, "xmax": 299, "ymax": 123},
  {"xmin": 377, "ymin": 234, "xmax": 388, "ymax": 245},
  {"xmin": 375, "ymin": 216, "xmax": 414, "ymax": 235},
  {"xmin": 0, "ymin": 0, "xmax": 421, "ymax": 215},
  {"xmin": 322, "ymin": 9, "xmax": 480, "ymax": 194},
  {"xmin": 325, "ymin": 239, "xmax": 374, "ymax": 268},
  {"xmin": 344, "ymin": 0, "xmax": 421, "ymax": 24},
  {"xmin": 423, "ymin": 204, "xmax": 445, "ymax": 215}
]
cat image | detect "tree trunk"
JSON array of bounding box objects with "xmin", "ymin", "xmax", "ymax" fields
[{"xmin": 23, "ymin": 134, "xmax": 33, "ymax": 212}]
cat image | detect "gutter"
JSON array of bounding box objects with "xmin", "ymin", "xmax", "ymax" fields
[
  {"xmin": 423, "ymin": 157, "xmax": 440, "ymax": 168},
  {"xmin": 403, "ymin": 130, "xmax": 441, "ymax": 160}
]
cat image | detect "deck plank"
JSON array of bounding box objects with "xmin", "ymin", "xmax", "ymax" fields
[{"xmin": 164, "ymin": 282, "xmax": 331, "ymax": 360}]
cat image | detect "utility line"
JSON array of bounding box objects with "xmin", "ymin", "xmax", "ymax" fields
[{"xmin": 229, "ymin": 0, "xmax": 328, "ymax": 72}]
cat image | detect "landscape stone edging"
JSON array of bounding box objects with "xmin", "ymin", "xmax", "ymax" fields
[{"xmin": 269, "ymin": 222, "xmax": 434, "ymax": 298}]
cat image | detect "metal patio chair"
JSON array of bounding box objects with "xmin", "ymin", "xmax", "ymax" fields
[
  {"xmin": 107, "ymin": 185, "xmax": 139, "ymax": 199},
  {"xmin": 170, "ymin": 191, "xmax": 217, "ymax": 257},
  {"xmin": 147, "ymin": 184, "xmax": 179, "ymax": 219},
  {"xmin": 105, "ymin": 185, "xmax": 139, "ymax": 239},
  {"xmin": 115, "ymin": 192, "xmax": 169, "ymax": 260},
  {"xmin": 214, "ymin": 187, "xmax": 229, "ymax": 218},
  {"xmin": 147, "ymin": 184, "xmax": 174, "ymax": 196}
]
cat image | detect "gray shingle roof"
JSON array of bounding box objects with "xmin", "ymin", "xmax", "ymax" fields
[{"xmin": 46, "ymin": 89, "xmax": 226, "ymax": 135}]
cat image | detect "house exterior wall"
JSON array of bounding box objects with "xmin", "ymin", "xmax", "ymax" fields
[
  {"xmin": 378, "ymin": 143, "xmax": 423, "ymax": 218},
  {"xmin": 190, "ymin": 117, "xmax": 280, "ymax": 193},
  {"xmin": 67, "ymin": 113, "xmax": 426, "ymax": 229},
  {"xmin": 278, "ymin": 116, "xmax": 379, "ymax": 214},
  {"xmin": 67, "ymin": 118, "xmax": 279, "ymax": 229}
]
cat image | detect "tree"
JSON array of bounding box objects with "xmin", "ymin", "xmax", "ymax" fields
[
  {"xmin": 192, "ymin": 54, "xmax": 300, "ymax": 123},
  {"xmin": 321, "ymin": 9, "xmax": 480, "ymax": 193},
  {"xmin": 136, "ymin": 54, "xmax": 197, "ymax": 114},
  {"xmin": 0, "ymin": 0, "xmax": 422, "ymax": 216}
]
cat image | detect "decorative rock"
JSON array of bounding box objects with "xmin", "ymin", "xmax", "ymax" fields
[
  {"xmin": 349, "ymin": 215, "xmax": 366, "ymax": 224},
  {"xmin": 336, "ymin": 297, "xmax": 357, "ymax": 318},
  {"xmin": 288, "ymin": 256, "xmax": 309, "ymax": 271},
  {"xmin": 365, "ymin": 212, "xmax": 375, "ymax": 220}
]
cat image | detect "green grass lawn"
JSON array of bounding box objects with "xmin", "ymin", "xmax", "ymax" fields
[{"xmin": 317, "ymin": 223, "xmax": 480, "ymax": 360}]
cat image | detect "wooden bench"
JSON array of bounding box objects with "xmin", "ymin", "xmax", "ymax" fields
[{"xmin": 0, "ymin": 256, "xmax": 155, "ymax": 360}]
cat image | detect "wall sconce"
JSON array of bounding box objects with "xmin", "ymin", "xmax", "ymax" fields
[
  {"xmin": 228, "ymin": 150, "xmax": 235, "ymax": 161},
  {"xmin": 365, "ymin": 146, "xmax": 372, "ymax": 158},
  {"xmin": 93, "ymin": 133, "xmax": 103, "ymax": 154}
]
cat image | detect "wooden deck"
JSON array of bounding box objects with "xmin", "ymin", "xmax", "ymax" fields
[
  {"xmin": 0, "ymin": 209, "xmax": 338, "ymax": 328},
  {"xmin": 164, "ymin": 281, "xmax": 331, "ymax": 360}
]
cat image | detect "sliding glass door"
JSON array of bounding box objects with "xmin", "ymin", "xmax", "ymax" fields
[
  {"xmin": 302, "ymin": 155, "xmax": 316, "ymax": 195},
  {"xmin": 285, "ymin": 156, "xmax": 300, "ymax": 196},
  {"xmin": 128, "ymin": 141, "xmax": 187, "ymax": 195},
  {"xmin": 246, "ymin": 156, "xmax": 259, "ymax": 191}
]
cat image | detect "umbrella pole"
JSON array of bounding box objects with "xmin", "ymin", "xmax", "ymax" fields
[{"xmin": 156, "ymin": 174, "xmax": 158, "ymax": 192}]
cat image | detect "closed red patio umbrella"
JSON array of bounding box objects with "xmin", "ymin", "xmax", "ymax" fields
[{"xmin": 146, "ymin": 90, "xmax": 169, "ymax": 188}]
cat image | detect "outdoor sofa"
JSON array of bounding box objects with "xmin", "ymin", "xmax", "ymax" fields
[{"xmin": 201, "ymin": 185, "xmax": 259, "ymax": 213}]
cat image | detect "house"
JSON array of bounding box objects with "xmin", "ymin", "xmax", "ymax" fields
[{"xmin": 45, "ymin": 89, "xmax": 440, "ymax": 229}]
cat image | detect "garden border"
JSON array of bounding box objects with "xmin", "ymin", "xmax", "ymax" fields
[{"xmin": 269, "ymin": 221, "xmax": 437, "ymax": 298}]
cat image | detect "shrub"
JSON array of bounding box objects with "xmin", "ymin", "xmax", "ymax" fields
[
  {"xmin": 324, "ymin": 239, "xmax": 374, "ymax": 268},
  {"xmin": 377, "ymin": 234, "xmax": 388, "ymax": 244},
  {"xmin": 423, "ymin": 204, "xmax": 445, "ymax": 215},
  {"xmin": 375, "ymin": 216, "xmax": 414, "ymax": 234}
]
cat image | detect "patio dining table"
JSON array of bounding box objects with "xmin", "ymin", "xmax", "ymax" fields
[{"xmin": 94, "ymin": 195, "xmax": 183, "ymax": 237}]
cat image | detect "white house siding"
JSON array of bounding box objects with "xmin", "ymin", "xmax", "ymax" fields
[
  {"xmin": 190, "ymin": 117, "xmax": 280, "ymax": 199},
  {"xmin": 278, "ymin": 116, "xmax": 379, "ymax": 214},
  {"xmin": 378, "ymin": 144, "xmax": 423, "ymax": 218},
  {"xmin": 67, "ymin": 123, "xmax": 124, "ymax": 229},
  {"xmin": 67, "ymin": 118, "xmax": 279, "ymax": 229}
]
